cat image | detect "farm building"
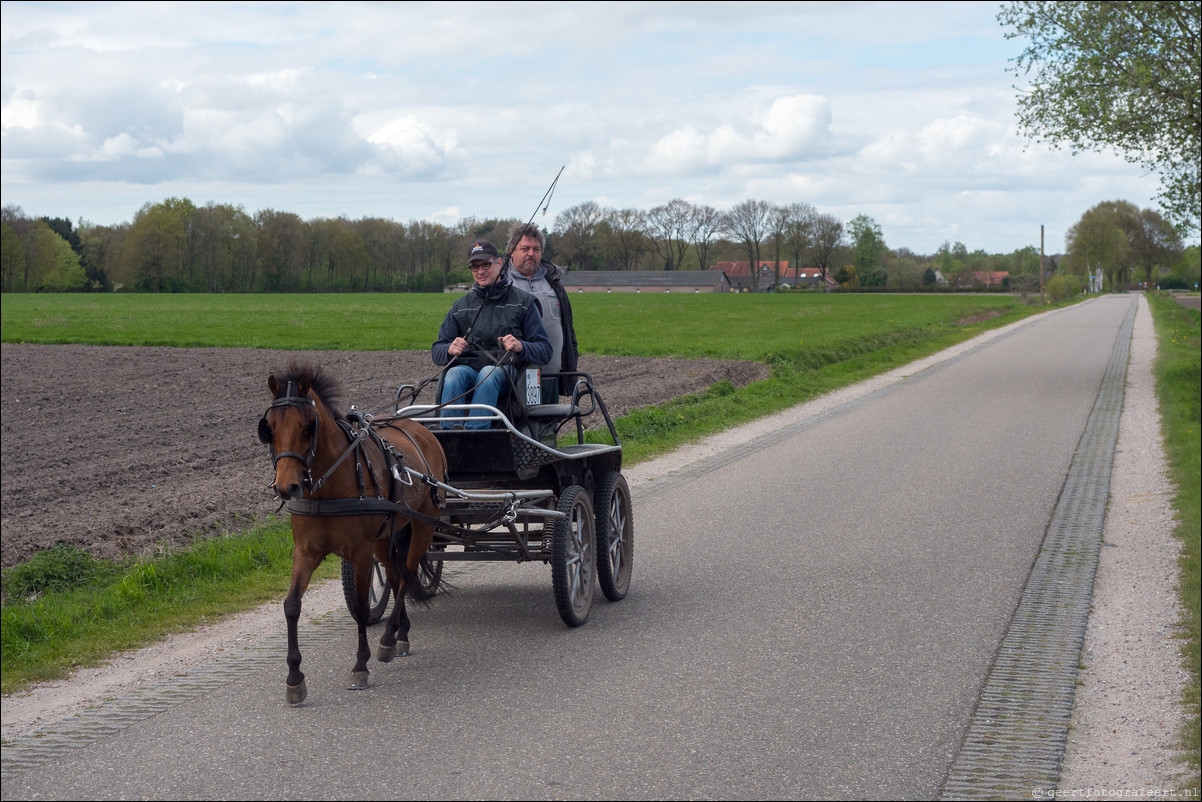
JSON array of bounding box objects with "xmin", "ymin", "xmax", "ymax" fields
[
  {"xmin": 957, "ymin": 271, "xmax": 1011, "ymax": 288},
  {"xmin": 710, "ymin": 261, "xmax": 837, "ymax": 291},
  {"xmin": 560, "ymin": 270, "xmax": 733, "ymax": 293}
]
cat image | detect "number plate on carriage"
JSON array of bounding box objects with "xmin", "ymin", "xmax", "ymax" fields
[{"xmin": 525, "ymin": 368, "xmax": 541, "ymax": 405}]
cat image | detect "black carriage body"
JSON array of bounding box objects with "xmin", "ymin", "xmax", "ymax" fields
[{"xmin": 339, "ymin": 370, "xmax": 634, "ymax": 626}]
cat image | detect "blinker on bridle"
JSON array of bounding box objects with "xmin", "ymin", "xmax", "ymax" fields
[{"xmin": 260, "ymin": 380, "xmax": 319, "ymax": 490}]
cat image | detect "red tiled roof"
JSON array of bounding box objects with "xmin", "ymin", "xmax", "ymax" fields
[{"xmin": 711, "ymin": 260, "xmax": 789, "ymax": 276}]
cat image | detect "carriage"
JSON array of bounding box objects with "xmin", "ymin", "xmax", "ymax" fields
[
  {"xmin": 259, "ymin": 363, "xmax": 633, "ymax": 703},
  {"xmin": 340, "ymin": 368, "xmax": 634, "ymax": 628}
]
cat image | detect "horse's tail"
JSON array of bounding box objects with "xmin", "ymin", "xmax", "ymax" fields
[{"xmin": 389, "ymin": 522, "xmax": 451, "ymax": 604}]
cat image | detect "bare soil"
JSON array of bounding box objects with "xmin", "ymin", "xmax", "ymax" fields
[{"xmin": 0, "ymin": 345, "xmax": 767, "ymax": 570}]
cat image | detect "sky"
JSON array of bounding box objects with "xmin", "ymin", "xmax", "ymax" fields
[{"xmin": 0, "ymin": 1, "xmax": 1179, "ymax": 256}]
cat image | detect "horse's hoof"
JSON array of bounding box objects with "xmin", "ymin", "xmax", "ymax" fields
[
  {"xmin": 376, "ymin": 643, "xmax": 396, "ymax": 663},
  {"xmin": 347, "ymin": 671, "xmax": 370, "ymax": 690},
  {"xmin": 397, "ymin": 640, "xmax": 410, "ymax": 657},
  {"xmin": 286, "ymin": 679, "xmax": 308, "ymax": 705}
]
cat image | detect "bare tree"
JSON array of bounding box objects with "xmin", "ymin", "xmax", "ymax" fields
[
  {"xmin": 810, "ymin": 213, "xmax": 844, "ymax": 283},
  {"xmin": 723, "ymin": 199, "xmax": 773, "ymax": 291},
  {"xmin": 605, "ymin": 207, "xmax": 648, "ymax": 271},
  {"xmin": 783, "ymin": 202, "xmax": 818, "ymax": 278},
  {"xmin": 646, "ymin": 198, "xmax": 694, "ymax": 271},
  {"xmin": 768, "ymin": 203, "xmax": 790, "ymax": 288},
  {"xmin": 553, "ymin": 201, "xmax": 605, "ymax": 270},
  {"xmin": 690, "ymin": 203, "xmax": 724, "ymax": 272}
]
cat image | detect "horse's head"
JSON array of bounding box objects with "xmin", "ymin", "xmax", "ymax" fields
[{"xmin": 260, "ymin": 372, "xmax": 319, "ymax": 501}]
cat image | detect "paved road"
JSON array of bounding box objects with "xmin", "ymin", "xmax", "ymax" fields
[{"xmin": 1, "ymin": 296, "xmax": 1136, "ymax": 800}]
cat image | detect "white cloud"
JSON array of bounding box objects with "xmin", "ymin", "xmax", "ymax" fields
[
  {"xmin": 0, "ymin": 1, "xmax": 1181, "ymax": 252},
  {"xmin": 363, "ymin": 116, "xmax": 463, "ymax": 180},
  {"xmin": 89, "ymin": 133, "xmax": 162, "ymax": 162},
  {"xmin": 645, "ymin": 94, "xmax": 835, "ymax": 177}
]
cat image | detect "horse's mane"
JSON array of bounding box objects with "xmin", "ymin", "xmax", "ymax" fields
[{"xmin": 275, "ymin": 361, "xmax": 346, "ymax": 419}]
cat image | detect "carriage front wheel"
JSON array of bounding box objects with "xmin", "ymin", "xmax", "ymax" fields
[
  {"xmin": 341, "ymin": 557, "xmax": 390, "ymax": 624},
  {"xmin": 594, "ymin": 471, "xmax": 633, "ymax": 601},
  {"xmin": 341, "ymin": 553, "xmax": 443, "ymax": 620},
  {"xmin": 551, "ymin": 485, "xmax": 596, "ymax": 627}
]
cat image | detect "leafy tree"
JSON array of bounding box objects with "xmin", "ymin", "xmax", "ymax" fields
[
  {"xmin": 848, "ymin": 214, "xmax": 886, "ymax": 281},
  {"xmin": 41, "ymin": 217, "xmax": 82, "ymax": 256},
  {"xmin": 1162, "ymin": 244, "xmax": 1200, "ymax": 289},
  {"xmin": 36, "ymin": 223, "xmax": 87, "ymax": 291},
  {"xmin": 189, "ymin": 203, "xmax": 256, "ymax": 292},
  {"xmin": 1, "ymin": 221, "xmax": 27, "ymax": 292},
  {"xmin": 885, "ymin": 250, "xmax": 924, "ymax": 290},
  {"xmin": 1009, "ymin": 245, "xmax": 1042, "ymax": 277},
  {"xmin": 1066, "ymin": 203, "xmax": 1129, "ymax": 288},
  {"xmin": 125, "ymin": 198, "xmax": 196, "ymax": 292},
  {"xmin": 256, "ymin": 210, "xmax": 307, "ymax": 292},
  {"xmin": 1126, "ymin": 205, "xmax": 1184, "ymax": 285},
  {"xmin": 833, "ymin": 264, "xmax": 859, "ymax": 288},
  {"xmin": 78, "ymin": 223, "xmax": 128, "ymax": 291},
  {"xmin": 999, "ymin": 1, "xmax": 1201, "ymax": 232},
  {"xmin": 1046, "ymin": 272, "xmax": 1083, "ymax": 302}
]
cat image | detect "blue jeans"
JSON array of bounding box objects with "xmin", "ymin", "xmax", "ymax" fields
[{"xmin": 440, "ymin": 365, "xmax": 514, "ymax": 429}]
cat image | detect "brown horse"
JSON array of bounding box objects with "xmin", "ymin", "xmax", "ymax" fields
[{"xmin": 258, "ymin": 363, "xmax": 448, "ymax": 704}]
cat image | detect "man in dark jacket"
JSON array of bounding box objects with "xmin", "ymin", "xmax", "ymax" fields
[
  {"xmin": 504, "ymin": 223, "xmax": 578, "ymax": 391},
  {"xmin": 432, "ymin": 240, "xmax": 551, "ymax": 429}
]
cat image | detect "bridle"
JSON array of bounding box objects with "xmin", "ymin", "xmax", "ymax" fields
[
  {"xmin": 260, "ymin": 381, "xmax": 420, "ymax": 504},
  {"xmin": 258, "ymin": 380, "xmax": 319, "ymax": 491}
]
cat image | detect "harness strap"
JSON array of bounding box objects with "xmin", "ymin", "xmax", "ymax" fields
[
  {"xmin": 282, "ymin": 495, "xmax": 520, "ymax": 554},
  {"xmin": 283, "ymin": 498, "xmax": 405, "ymax": 517}
]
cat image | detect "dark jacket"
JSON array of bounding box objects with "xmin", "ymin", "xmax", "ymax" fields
[
  {"xmin": 505, "ymin": 259, "xmax": 579, "ymax": 374},
  {"xmin": 431, "ymin": 274, "xmax": 552, "ymax": 371},
  {"xmin": 543, "ymin": 260, "xmax": 579, "ymax": 374}
]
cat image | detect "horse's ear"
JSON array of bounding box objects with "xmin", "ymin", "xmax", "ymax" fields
[
  {"xmin": 297, "ymin": 375, "xmax": 311, "ymax": 396},
  {"xmin": 268, "ymin": 375, "xmax": 279, "ymax": 395}
]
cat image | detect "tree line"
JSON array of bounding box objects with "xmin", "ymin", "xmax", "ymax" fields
[{"xmin": 1, "ymin": 196, "xmax": 1195, "ymax": 294}]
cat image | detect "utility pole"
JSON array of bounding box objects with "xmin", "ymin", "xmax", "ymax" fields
[{"xmin": 1040, "ymin": 225, "xmax": 1045, "ymax": 305}]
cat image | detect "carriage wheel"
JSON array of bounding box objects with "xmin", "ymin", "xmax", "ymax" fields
[
  {"xmin": 341, "ymin": 557, "xmax": 390, "ymax": 625},
  {"xmin": 410, "ymin": 546, "xmax": 445, "ymax": 601},
  {"xmin": 551, "ymin": 485, "xmax": 596, "ymax": 627},
  {"xmin": 594, "ymin": 471, "xmax": 634, "ymax": 602}
]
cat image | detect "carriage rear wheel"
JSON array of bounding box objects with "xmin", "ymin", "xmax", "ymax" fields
[
  {"xmin": 551, "ymin": 485, "xmax": 596, "ymax": 627},
  {"xmin": 411, "ymin": 546, "xmax": 444, "ymax": 601},
  {"xmin": 594, "ymin": 471, "xmax": 633, "ymax": 601},
  {"xmin": 341, "ymin": 557, "xmax": 390, "ymax": 625}
]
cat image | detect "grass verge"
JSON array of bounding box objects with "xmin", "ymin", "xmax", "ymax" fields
[
  {"xmin": 1, "ymin": 522, "xmax": 338, "ymax": 694},
  {"xmin": 1146, "ymin": 293, "xmax": 1201, "ymax": 786}
]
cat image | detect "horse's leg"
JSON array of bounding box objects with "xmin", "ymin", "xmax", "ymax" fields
[
  {"xmin": 346, "ymin": 551, "xmax": 378, "ymax": 689},
  {"xmin": 392, "ymin": 521, "xmax": 436, "ymax": 654},
  {"xmin": 376, "ymin": 541, "xmax": 404, "ymax": 663},
  {"xmin": 284, "ymin": 549, "xmax": 322, "ymax": 705}
]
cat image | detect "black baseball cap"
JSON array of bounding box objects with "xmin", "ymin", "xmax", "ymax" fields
[{"xmin": 467, "ymin": 240, "xmax": 500, "ymax": 263}]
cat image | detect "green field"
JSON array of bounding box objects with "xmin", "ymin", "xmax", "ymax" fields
[{"xmin": 1, "ymin": 291, "xmax": 1022, "ymax": 358}]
